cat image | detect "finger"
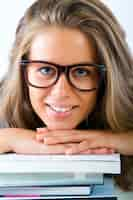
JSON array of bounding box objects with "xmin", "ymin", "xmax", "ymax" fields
[
  {"xmin": 65, "ymin": 140, "xmax": 90, "ymax": 154},
  {"xmin": 15, "ymin": 140, "xmax": 67, "ymax": 155},
  {"xmin": 65, "ymin": 140, "xmax": 113, "ymax": 155},
  {"xmin": 36, "ymin": 132, "xmax": 74, "ymax": 144},
  {"xmin": 38, "ymin": 143, "xmax": 68, "ymax": 154},
  {"xmin": 36, "ymin": 133, "xmax": 45, "ymax": 142},
  {"xmin": 89, "ymin": 148, "xmax": 112, "ymax": 154},
  {"xmin": 79, "ymin": 149, "xmax": 92, "ymax": 154},
  {"xmin": 27, "ymin": 139, "xmax": 68, "ymax": 155},
  {"xmin": 36, "ymin": 127, "xmax": 49, "ymax": 133},
  {"xmin": 43, "ymin": 134, "xmax": 85, "ymax": 145},
  {"xmin": 80, "ymin": 148, "xmax": 115, "ymax": 155},
  {"xmin": 36, "ymin": 128, "xmax": 50, "ymax": 142},
  {"xmin": 37, "ymin": 129, "xmax": 71, "ymax": 139},
  {"xmin": 41, "ymin": 129, "xmax": 88, "ymax": 143},
  {"xmin": 42, "ymin": 130, "xmax": 106, "ymax": 146}
]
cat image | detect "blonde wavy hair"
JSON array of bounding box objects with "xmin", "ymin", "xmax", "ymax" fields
[{"xmin": 0, "ymin": 0, "xmax": 133, "ymax": 190}]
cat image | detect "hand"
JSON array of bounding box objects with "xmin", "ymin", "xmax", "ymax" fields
[
  {"xmin": 36, "ymin": 128, "xmax": 115, "ymax": 155},
  {"xmin": 0, "ymin": 128, "xmax": 70, "ymax": 154}
]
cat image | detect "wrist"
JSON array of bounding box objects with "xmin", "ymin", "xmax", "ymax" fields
[
  {"xmin": 0, "ymin": 128, "xmax": 15, "ymax": 153},
  {"xmin": 100, "ymin": 131, "xmax": 117, "ymax": 149}
]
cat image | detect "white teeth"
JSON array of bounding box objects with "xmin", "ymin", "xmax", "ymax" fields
[{"xmin": 50, "ymin": 106, "xmax": 72, "ymax": 113}]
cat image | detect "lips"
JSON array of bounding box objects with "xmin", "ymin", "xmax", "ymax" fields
[{"xmin": 46, "ymin": 103, "xmax": 78, "ymax": 113}]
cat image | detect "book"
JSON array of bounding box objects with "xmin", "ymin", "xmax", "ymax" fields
[
  {"xmin": 0, "ymin": 177, "xmax": 117, "ymax": 199},
  {"xmin": 0, "ymin": 153, "xmax": 120, "ymax": 174},
  {"xmin": 0, "ymin": 173, "xmax": 103, "ymax": 187},
  {"xmin": 0, "ymin": 197, "xmax": 117, "ymax": 200},
  {"xmin": 0, "ymin": 185, "xmax": 91, "ymax": 196}
]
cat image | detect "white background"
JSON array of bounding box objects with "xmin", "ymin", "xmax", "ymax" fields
[{"xmin": 0, "ymin": 0, "xmax": 132, "ymax": 79}]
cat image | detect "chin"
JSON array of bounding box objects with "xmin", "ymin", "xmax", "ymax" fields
[{"xmin": 45, "ymin": 122, "xmax": 77, "ymax": 130}]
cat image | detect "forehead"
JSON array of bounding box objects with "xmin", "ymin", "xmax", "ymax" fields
[{"xmin": 29, "ymin": 26, "xmax": 98, "ymax": 64}]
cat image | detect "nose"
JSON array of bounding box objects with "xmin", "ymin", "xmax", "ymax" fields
[{"xmin": 49, "ymin": 74, "xmax": 74, "ymax": 98}]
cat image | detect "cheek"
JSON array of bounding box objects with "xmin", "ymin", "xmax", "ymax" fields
[
  {"xmin": 28, "ymin": 88, "xmax": 48, "ymax": 113},
  {"xmin": 81, "ymin": 92, "xmax": 98, "ymax": 115}
]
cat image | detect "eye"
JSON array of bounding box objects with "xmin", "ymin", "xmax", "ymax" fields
[
  {"xmin": 73, "ymin": 67, "xmax": 91, "ymax": 77},
  {"xmin": 38, "ymin": 66, "xmax": 55, "ymax": 76}
]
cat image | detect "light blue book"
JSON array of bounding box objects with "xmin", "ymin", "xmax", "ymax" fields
[
  {"xmin": 0, "ymin": 173, "xmax": 103, "ymax": 187},
  {"xmin": 0, "ymin": 177, "xmax": 116, "ymax": 199},
  {"xmin": 0, "ymin": 185, "xmax": 92, "ymax": 196},
  {"xmin": 91, "ymin": 176, "xmax": 115, "ymax": 198}
]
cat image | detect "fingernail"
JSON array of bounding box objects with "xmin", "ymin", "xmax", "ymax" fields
[{"xmin": 36, "ymin": 128, "xmax": 43, "ymax": 132}]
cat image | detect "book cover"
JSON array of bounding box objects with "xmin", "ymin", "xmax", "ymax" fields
[
  {"xmin": 0, "ymin": 153, "xmax": 120, "ymax": 174},
  {"xmin": 0, "ymin": 185, "xmax": 92, "ymax": 196},
  {"xmin": 0, "ymin": 173, "xmax": 103, "ymax": 187},
  {"xmin": 0, "ymin": 176, "xmax": 117, "ymax": 199},
  {"xmin": 0, "ymin": 196, "xmax": 117, "ymax": 200}
]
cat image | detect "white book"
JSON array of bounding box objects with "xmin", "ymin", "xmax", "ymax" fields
[
  {"xmin": 0, "ymin": 153, "xmax": 120, "ymax": 174},
  {"xmin": 0, "ymin": 173, "xmax": 103, "ymax": 187}
]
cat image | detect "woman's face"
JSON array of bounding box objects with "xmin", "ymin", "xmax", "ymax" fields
[{"xmin": 28, "ymin": 26, "xmax": 99, "ymax": 130}]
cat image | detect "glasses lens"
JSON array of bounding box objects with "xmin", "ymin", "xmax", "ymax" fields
[
  {"xmin": 27, "ymin": 62, "xmax": 57, "ymax": 87},
  {"xmin": 69, "ymin": 65, "xmax": 100, "ymax": 90},
  {"xmin": 24, "ymin": 61, "xmax": 104, "ymax": 91}
]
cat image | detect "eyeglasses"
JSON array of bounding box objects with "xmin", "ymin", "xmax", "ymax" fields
[{"xmin": 21, "ymin": 60, "xmax": 105, "ymax": 92}]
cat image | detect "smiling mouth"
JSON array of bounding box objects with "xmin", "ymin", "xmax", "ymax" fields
[{"xmin": 46, "ymin": 104, "xmax": 78, "ymax": 113}]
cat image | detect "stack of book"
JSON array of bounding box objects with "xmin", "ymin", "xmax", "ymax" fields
[{"xmin": 0, "ymin": 153, "xmax": 120, "ymax": 199}]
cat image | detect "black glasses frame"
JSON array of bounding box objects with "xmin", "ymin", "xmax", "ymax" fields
[{"xmin": 20, "ymin": 60, "xmax": 106, "ymax": 92}]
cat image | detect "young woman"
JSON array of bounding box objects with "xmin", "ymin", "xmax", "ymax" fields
[{"xmin": 0, "ymin": 0, "xmax": 133, "ymax": 192}]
